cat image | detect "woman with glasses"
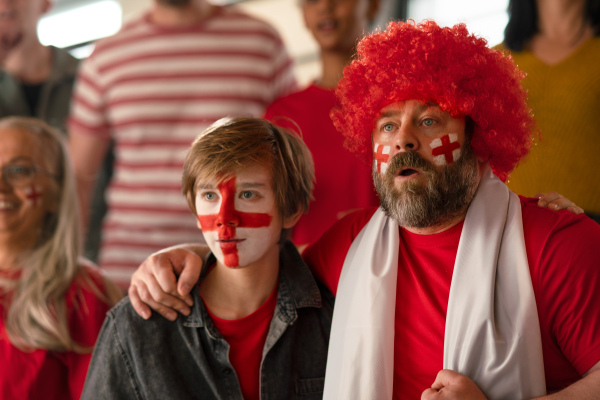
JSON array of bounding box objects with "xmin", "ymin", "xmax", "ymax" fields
[{"xmin": 0, "ymin": 116, "xmax": 122, "ymax": 399}]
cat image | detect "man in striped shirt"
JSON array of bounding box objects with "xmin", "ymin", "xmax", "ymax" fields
[{"xmin": 68, "ymin": 0, "xmax": 297, "ymax": 289}]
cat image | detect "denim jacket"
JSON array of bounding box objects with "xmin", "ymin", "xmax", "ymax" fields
[{"xmin": 82, "ymin": 241, "xmax": 334, "ymax": 400}]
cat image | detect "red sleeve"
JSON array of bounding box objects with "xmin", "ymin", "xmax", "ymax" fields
[
  {"xmin": 303, "ymin": 207, "xmax": 377, "ymax": 296},
  {"xmin": 62, "ymin": 267, "xmax": 117, "ymax": 399},
  {"xmin": 521, "ymin": 197, "xmax": 600, "ymax": 377}
]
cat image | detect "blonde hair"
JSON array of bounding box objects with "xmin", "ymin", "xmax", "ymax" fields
[
  {"xmin": 182, "ymin": 117, "xmax": 315, "ymax": 222},
  {"xmin": 0, "ymin": 117, "xmax": 122, "ymax": 353}
]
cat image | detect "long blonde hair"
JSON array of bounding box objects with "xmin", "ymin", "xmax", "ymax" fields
[{"xmin": 0, "ymin": 117, "xmax": 122, "ymax": 353}]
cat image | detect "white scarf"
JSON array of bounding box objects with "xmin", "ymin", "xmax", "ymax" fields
[{"xmin": 323, "ymin": 165, "xmax": 546, "ymax": 400}]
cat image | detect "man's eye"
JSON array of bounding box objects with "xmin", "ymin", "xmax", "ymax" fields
[
  {"xmin": 422, "ymin": 118, "xmax": 435, "ymax": 127},
  {"xmin": 382, "ymin": 123, "xmax": 395, "ymax": 132},
  {"xmin": 241, "ymin": 191, "xmax": 254, "ymax": 200}
]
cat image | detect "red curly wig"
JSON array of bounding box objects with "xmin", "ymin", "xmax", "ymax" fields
[{"xmin": 331, "ymin": 20, "xmax": 535, "ymax": 181}]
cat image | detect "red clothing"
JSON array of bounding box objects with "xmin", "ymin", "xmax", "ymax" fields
[
  {"xmin": 303, "ymin": 197, "xmax": 600, "ymax": 399},
  {"xmin": 0, "ymin": 267, "xmax": 114, "ymax": 400},
  {"xmin": 204, "ymin": 285, "xmax": 278, "ymax": 400},
  {"xmin": 264, "ymin": 84, "xmax": 379, "ymax": 245}
]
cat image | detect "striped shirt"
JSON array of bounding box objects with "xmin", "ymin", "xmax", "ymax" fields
[{"xmin": 69, "ymin": 6, "xmax": 297, "ymax": 287}]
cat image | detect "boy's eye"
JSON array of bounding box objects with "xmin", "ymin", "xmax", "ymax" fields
[
  {"xmin": 241, "ymin": 191, "xmax": 254, "ymax": 200},
  {"xmin": 204, "ymin": 192, "xmax": 217, "ymax": 201},
  {"xmin": 422, "ymin": 118, "xmax": 435, "ymax": 127}
]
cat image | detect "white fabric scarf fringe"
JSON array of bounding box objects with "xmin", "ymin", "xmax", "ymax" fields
[{"xmin": 323, "ymin": 164, "xmax": 546, "ymax": 400}]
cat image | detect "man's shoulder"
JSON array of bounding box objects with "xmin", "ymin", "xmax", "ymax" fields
[
  {"xmin": 520, "ymin": 196, "xmax": 600, "ymax": 267},
  {"xmin": 304, "ymin": 208, "xmax": 377, "ymax": 262},
  {"xmin": 328, "ymin": 207, "xmax": 379, "ymax": 238},
  {"xmin": 520, "ymin": 196, "xmax": 600, "ymax": 237}
]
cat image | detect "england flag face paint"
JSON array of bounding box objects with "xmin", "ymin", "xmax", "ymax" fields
[
  {"xmin": 195, "ymin": 165, "xmax": 282, "ymax": 269},
  {"xmin": 22, "ymin": 185, "xmax": 44, "ymax": 207},
  {"xmin": 373, "ymin": 143, "xmax": 391, "ymax": 174},
  {"xmin": 430, "ymin": 133, "xmax": 461, "ymax": 166}
]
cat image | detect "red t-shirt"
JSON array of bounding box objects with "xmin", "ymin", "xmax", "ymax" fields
[
  {"xmin": 204, "ymin": 285, "xmax": 278, "ymax": 400},
  {"xmin": 264, "ymin": 84, "xmax": 379, "ymax": 246},
  {"xmin": 303, "ymin": 197, "xmax": 600, "ymax": 399},
  {"xmin": 0, "ymin": 266, "xmax": 114, "ymax": 400}
]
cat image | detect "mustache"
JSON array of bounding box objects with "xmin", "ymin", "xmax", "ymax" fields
[{"xmin": 384, "ymin": 151, "xmax": 436, "ymax": 178}]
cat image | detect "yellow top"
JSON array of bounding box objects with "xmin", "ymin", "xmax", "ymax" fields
[{"xmin": 496, "ymin": 37, "xmax": 600, "ymax": 214}]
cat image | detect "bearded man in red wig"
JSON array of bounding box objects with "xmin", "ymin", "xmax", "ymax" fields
[{"xmin": 128, "ymin": 20, "xmax": 600, "ymax": 400}]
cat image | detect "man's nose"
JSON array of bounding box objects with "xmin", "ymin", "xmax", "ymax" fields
[{"xmin": 393, "ymin": 125, "xmax": 420, "ymax": 154}]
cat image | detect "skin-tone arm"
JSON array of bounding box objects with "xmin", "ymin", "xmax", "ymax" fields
[
  {"xmin": 128, "ymin": 191, "xmax": 582, "ymax": 320},
  {"xmin": 422, "ymin": 362, "xmax": 600, "ymax": 399},
  {"xmin": 68, "ymin": 128, "xmax": 111, "ymax": 232},
  {"xmin": 128, "ymin": 243, "xmax": 208, "ymax": 320},
  {"xmin": 535, "ymin": 191, "xmax": 584, "ymax": 215}
]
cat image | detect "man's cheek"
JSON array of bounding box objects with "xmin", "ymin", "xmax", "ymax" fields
[
  {"xmin": 430, "ymin": 134, "xmax": 461, "ymax": 166},
  {"xmin": 373, "ymin": 143, "xmax": 391, "ymax": 174}
]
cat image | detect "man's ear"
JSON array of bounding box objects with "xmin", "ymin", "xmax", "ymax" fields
[{"xmin": 282, "ymin": 208, "xmax": 304, "ymax": 229}]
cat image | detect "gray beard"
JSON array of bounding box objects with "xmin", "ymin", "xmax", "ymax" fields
[{"xmin": 372, "ymin": 144, "xmax": 479, "ymax": 229}]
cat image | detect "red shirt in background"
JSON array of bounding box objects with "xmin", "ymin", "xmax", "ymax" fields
[{"xmin": 0, "ymin": 266, "xmax": 114, "ymax": 400}]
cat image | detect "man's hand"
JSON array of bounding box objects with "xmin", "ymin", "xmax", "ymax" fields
[
  {"xmin": 128, "ymin": 245, "xmax": 204, "ymax": 321},
  {"xmin": 421, "ymin": 370, "xmax": 487, "ymax": 400},
  {"xmin": 537, "ymin": 191, "xmax": 584, "ymax": 215}
]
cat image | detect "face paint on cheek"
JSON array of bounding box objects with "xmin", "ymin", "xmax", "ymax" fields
[
  {"xmin": 373, "ymin": 143, "xmax": 391, "ymax": 174},
  {"xmin": 196, "ymin": 178, "xmax": 273, "ymax": 268},
  {"xmin": 431, "ymin": 133, "xmax": 461, "ymax": 166},
  {"xmin": 22, "ymin": 185, "xmax": 43, "ymax": 207}
]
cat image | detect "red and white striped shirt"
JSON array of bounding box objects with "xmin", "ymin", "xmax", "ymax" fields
[{"xmin": 69, "ymin": 6, "xmax": 297, "ymax": 287}]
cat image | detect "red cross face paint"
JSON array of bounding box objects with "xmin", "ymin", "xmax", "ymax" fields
[
  {"xmin": 0, "ymin": 126, "xmax": 55, "ymax": 247},
  {"xmin": 195, "ymin": 165, "xmax": 282, "ymax": 269},
  {"xmin": 373, "ymin": 143, "xmax": 391, "ymax": 174},
  {"xmin": 22, "ymin": 185, "xmax": 44, "ymax": 207},
  {"xmin": 430, "ymin": 134, "xmax": 461, "ymax": 166}
]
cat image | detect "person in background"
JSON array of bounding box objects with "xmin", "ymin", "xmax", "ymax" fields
[
  {"xmin": 264, "ymin": 0, "xmax": 381, "ymax": 248},
  {"xmin": 82, "ymin": 117, "xmax": 333, "ymax": 399},
  {"xmin": 0, "ymin": 116, "xmax": 122, "ymax": 400},
  {"xmin": 0, "ymin": 0, "xmax": 112, "ymax": 266},
  {"xmin": 128, "ymin": 21, "xmax": 600, "ymax": 399},
  {"xmin": 0, "ymin": 0, "xmax": 76, "ymax": 132},
  {"xmin": 68, "ymin": 0, "xmax": 297, "ymax": 289},
  {"xmin": 497, "ymin": 0, "xmax": 600, "ymax": 222}
]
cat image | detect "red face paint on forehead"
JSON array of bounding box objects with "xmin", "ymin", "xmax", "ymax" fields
[{"xmin": 197, "ymin": 177, "xmax": 273, "ymax": 267}]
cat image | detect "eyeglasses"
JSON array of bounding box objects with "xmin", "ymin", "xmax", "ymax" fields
[{"xmin": 1, "ymin": 163, "xmax": 59, "ymax": 187}]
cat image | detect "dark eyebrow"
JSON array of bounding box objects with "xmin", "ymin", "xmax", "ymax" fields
[
  {"xmin": 376, "ymin": 103, "xmax": 436, "ymax": 121},
  {"xmin": 196, "ymin": 183, "xmax": 216, "ymax": 190},
  {"xmin": 238, "ymin": 182, "xmax": 267, "ymax": 189}
]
